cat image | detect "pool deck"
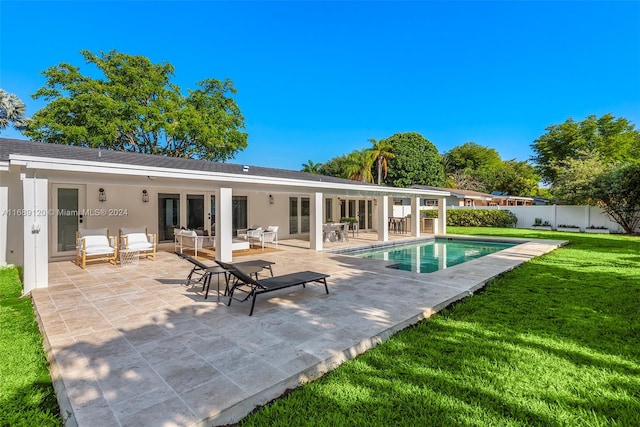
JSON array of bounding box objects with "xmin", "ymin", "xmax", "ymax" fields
[{"xmin": 31, "ymin": 234, "xmax": 566, "ymax": 426}]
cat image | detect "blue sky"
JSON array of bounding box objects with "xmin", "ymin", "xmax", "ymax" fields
[{"xmin": 1, "ymin": 1, "xmax": 639, "ymax": 171}]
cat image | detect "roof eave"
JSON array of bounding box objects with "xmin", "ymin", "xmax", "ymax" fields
[{"xmin": 9, "ymin": 154, "xmax": 451, "ymax": 197}]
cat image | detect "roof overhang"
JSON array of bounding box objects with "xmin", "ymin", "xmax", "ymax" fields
[{"xmin": 9, "ymin": 154, "xmax": 451, "ymax": 198}]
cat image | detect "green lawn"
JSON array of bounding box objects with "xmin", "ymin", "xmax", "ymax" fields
[
  {"xmin": 1, "ymin": 229, "xmax": 638, "ymax": 426},
  {"xmin": 240, "ymin": 228, "xmax": 640, "ymax": 426},
  {"xmin": 0, "ymin": 267, "xmax": 62, "ymax": 426}
]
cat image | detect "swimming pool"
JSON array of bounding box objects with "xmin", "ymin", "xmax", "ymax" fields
[{"xmin": 345, "ymin": 238, "xmax": 516, "ymax": 273}]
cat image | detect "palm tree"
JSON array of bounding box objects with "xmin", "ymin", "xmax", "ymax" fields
[
  {"xmin": 0, "ymin": 89, "xmax": 30, "ymax": 133},
  {"xmin": 344, "ymin": 149, "xmax": 375, "ymax": 183},
  {"xmin": 368, "ymin": 138, "xmax": 395, "ymax": 185},
  {"xmin": 301, "ymin": 160, "xmax": 323, "ymax": 174}
]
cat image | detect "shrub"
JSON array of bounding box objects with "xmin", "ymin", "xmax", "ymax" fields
[
  {"xmin": 445, "ymin": 210, "xmax": 518, "ymax": 227},
  {"xmin": 340, "ymin": 217, "xmax": 358, "ymax": 223},
  {"xmin": 420, "ymin": 210, "xmax": 439, "ymax": 219}
]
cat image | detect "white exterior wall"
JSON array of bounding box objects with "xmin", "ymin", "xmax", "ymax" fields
[
  {"xmin": 246, "ymin": 191, "xmax": 290, "ymax": 237},
  {"xmin": 3, "ymin": 167, "xmax": 25, "ymax": 266},
  {"xmin": 81, "ymin": 183, "xmax": 159, "ymax": 234},
  {"xmin": 0, "ymin": 181, "xmax": 7, "ymax": 266}
]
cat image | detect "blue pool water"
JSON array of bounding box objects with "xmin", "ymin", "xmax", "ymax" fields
[{"xmin": 345, "ymin": 238, "xmax": 515, "ymax": 273}]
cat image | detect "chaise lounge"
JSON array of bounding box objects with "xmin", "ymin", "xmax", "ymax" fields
[{"xmin": 216, "ymin": 260, "xmax": 329, "ymax": 316}]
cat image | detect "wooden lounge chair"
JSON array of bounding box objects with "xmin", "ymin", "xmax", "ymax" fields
[
  {"xmin": 119, "ymin": 226, "xmax": 157, "ymax": 261},
  {"xmin": 215, "ymin": 260, "xmax": 329, "ymax": 316},
  {"xmin": 76, "ymin": 228, "xmax": 117, "ymax": 269}
]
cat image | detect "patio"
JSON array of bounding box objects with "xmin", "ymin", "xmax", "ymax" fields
[{"xmin": 32, "ymin": 233, "xmax": 565, "ymax": 426}]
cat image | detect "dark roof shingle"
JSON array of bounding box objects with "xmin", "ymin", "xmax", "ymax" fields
[{"xmin": 0, "ymin": 138, "xmax": 369, "ymax": 186}]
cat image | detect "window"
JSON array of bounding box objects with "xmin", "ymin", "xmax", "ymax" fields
[
  {"xmin": 232, "ymin": 196, "xmax": 247, "ymax": 236},
  {"xmin": 301, "ymin": 197, "xmax": 310, "ymax": 233},
  {"xmin": 325, "ymin": 198, "xmax": 333, "ymax": 222},
  {"xmin": 289, "ymin": 197, "xmax": 298, "ymax": 234}
]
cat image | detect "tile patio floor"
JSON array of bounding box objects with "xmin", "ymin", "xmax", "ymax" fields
[{"xmin": 31, "ymin": 234, "xmax": 565, "ymax": 426}]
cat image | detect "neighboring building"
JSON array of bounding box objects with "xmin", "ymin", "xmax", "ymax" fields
[
  {"xmin": 489, "ymin": 191, "xmax": 534, "ymax": 206},
  {"xmin": 0, "ymin": 138, "xmax": 450, "ymax": 293},
  {"xmin": 396, "ymin": 185, "xmax": 533, "ymax": 207}
]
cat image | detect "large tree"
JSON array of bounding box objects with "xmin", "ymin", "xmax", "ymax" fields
[
  {"xmin": 551, "ymin": 151, "xmax": 609, "ymax": 205},
  {"xmin": 551, "ymin": 153, "xmax": 640, "ymax": 234},
  {"xmin": 0, "ymin": 88, "xmax": 30, "ymax": 133},
  {"xmin": 443, "ymin": 142, "xmax": 496, "ymax": 192},
  {"xmin": 595, "ymin": 162, "xmax": 640, "ymax": 234},
  {"xmin": 25, "ymin": 49, "xmax": 247, "ymax": 161},
  {"xmin": 492, "ymin": 160, "xmax": 540, "ymax": 196},
  {"xmin": 531, "ymin": 114, "xmax": 640, "ymax": 184},
  {"xmin": 319, "ymin": 154, "xmax": 349, "ymax": 178},
  {"xmin": 443, "ymin": 142, "xmax": 502, "ymax": 180},
  {"xmin": 384, "ymin": 132, "xmax": 445, "ymax": 188}
]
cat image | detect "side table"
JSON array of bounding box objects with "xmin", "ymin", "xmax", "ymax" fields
[{"xmin": 119, "ymin": 249, "xmax": 140, "ymax": 267}]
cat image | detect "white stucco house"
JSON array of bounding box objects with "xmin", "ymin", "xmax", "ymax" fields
[{"xmin": 0, "ymin": 138, "xmax": 450, "ymax": 294}]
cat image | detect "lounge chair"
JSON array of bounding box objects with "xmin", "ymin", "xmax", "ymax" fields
[
  {"xmin": 215, "ymin": 260, "xmax": 329, "ymax": 316},
  {"xmin": 176, "ymin": 252, "xmax": 229, "ymax": 301},
  {"xmin": 76, "ymin": 228, "xmax": 117, "ymax": 269},
  {"xmin": 176, "ymin": 253, "xmax": 275, "ymax": 301},
  {"xmin": 119, "ymin": 227, "xmax": 157, "ymax": 261}
]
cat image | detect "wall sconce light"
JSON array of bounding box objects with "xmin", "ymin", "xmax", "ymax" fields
[
  {"xmin": 373, "ymin": 199, "xmax": 378, "ymax": 206},
  {"xmin": 268, "ymin": 194, "xmax": 275, "ymax": 205},
  {"xmin": 142, "ymin": 189, "xmax": 149, "ymax": 203},
  {"xmin": 98, "ymin": 188, "xmax": 106, "ymax": 202}
]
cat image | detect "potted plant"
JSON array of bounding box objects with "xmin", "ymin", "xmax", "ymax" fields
[
  {"xmin": 556, "ymin": 224, "xmax": 581, "ymax": 232},
  {"xmin": 531, "ymin": 218, "xmax": 552, "ymax": 230},
  {"xmin": 585, "ymin": 225, "xmax": 610, "ymax": 234}
]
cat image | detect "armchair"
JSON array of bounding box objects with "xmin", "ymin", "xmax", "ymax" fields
[
  {"xmin": 119, "ymin": 227, "xmax": 157, "ymax": 261},
  {"xmin": 174, "ymin": 228, "xmax": 215, "ymax": 257},
  {"xmin": 76, "ymin": 228, "xmax": 117, "ymax": 269},
  {"xmin": 248, "ymin": 225, "xmax": 278, "ymax": 249}
]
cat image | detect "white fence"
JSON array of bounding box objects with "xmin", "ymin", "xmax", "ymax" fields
[{"xmin": 392, "ymin": 204, "xmax": 628, "ymax": 233}]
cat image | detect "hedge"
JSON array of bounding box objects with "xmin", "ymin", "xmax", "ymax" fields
[{"xmin": 420, "ymin": 209, "xmax": 518, "ymax": 227}]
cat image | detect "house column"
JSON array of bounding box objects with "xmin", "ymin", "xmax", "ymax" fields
[
  {"xmin": 309, "ymin": 192, "xmax": 323, "ymax": 251},
  {"xmin": 21, "ymin": 174, "xmax": 49, "ymax": 293},
  {"xmin": 438, "ymin": 197, "xmax": 447, "ymax": 235},
  {"xmin": 377, "ymin": 196, "xmax": 389, "ymax": 241},
  {"xmin": 215, "ymin": 187, "xmax": 233, "ymax": 262},
  {"xmin": 0, "ymin": 184, "xmax": 7, "ymax": 266},
  {"xmin": 411, "ymin": 196, "xmax": 421, "ymax": 237}
]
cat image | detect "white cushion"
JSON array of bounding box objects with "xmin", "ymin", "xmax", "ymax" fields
[
  {"xmin": 80, "ymin": 235, "xmax": 114, "ymax": 255},
  {"xmin": 125, "ymin": 233, "xmax": 148, "ymax": 245},
  {"xmin": 82, "ymin": 235, "xmax": 110, "ymax": 248},
  {"xmin": 79, "ymin": 228, "xmax": 108, "ymax": 238},
  {"xmin": 126, "ymin": 242, "xmax": 153, "ymax": 251},
  {"xmin": 121, "ymin": 227, "xmax": 146, "ymax": 235}
]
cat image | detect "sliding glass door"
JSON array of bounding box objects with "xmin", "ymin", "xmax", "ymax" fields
[
  {"xmin": 232, "ymin": 196, "xmax": 247, "ymax": 236},
  {"xmin": 158, "ymin": 193, "xmax": 180, "ymax": 242},
  {"xmin": 187, "ymin": 194, "xmax": 204, "ymax": 231}
]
